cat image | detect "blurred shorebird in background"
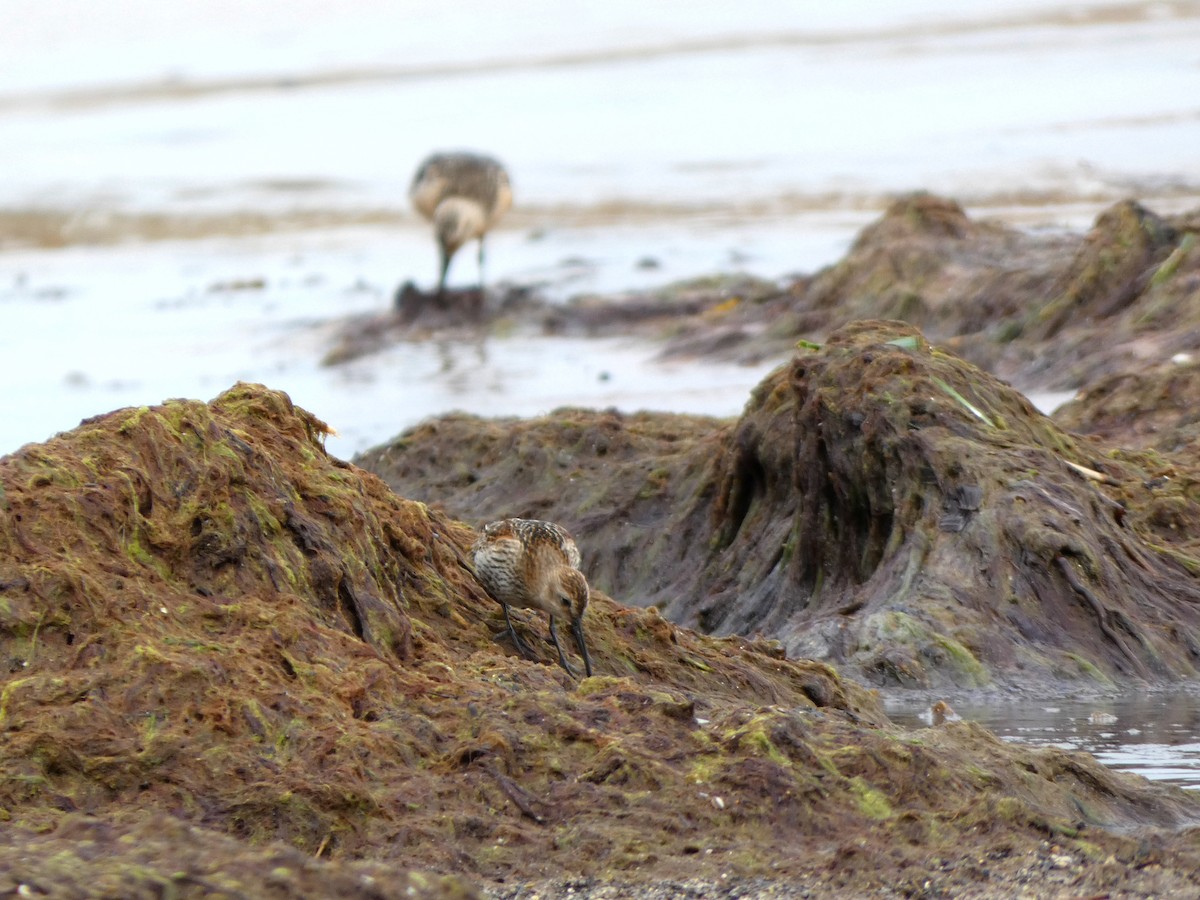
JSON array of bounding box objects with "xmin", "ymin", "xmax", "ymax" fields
[
  {"xmin": 473, "ymin": 518, "xmax": 593, "ymax": 678},
  {"xmin": 410, "ymin": 151, "xmax": 512, "ymax": 295}
]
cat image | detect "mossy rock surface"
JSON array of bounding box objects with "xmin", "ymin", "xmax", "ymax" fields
[
  {"xmin": 1055, "ymin": 357, "xmax": 1200, "ymax": 453},
  {"xmin": 4, "ymin": 382, "xmax": 1200, "ymax": 895}
]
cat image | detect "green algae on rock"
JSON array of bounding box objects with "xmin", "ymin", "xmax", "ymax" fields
[{"xmin": 5, "ymin": 382, "xmax": 1200, "ymax": 895}]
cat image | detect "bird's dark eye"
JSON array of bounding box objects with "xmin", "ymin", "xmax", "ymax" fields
[{"xmin": 561, "ymin": 597, "xmax": 571, "ymax": 609}]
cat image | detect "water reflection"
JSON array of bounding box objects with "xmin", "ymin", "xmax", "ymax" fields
[{"xmin": 884, "ymin": 689, "xmax": 1200, "ymax": 789}]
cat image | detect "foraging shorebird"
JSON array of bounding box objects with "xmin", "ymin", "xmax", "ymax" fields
[
  {"xmin": 929, "ymin": 700, "xmax": 961, "ymax": 726},
  {"xmin": 409, "ymin": 151, "xmax": 512, "ymax": 294},
  {"xmin": 473, "ymin": 518, "xmax": 593, "ymax": 678}
]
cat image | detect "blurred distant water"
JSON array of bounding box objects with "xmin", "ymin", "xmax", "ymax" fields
[
  {"xmin": 1, "ymin": 0, "xmax": 1199, "ymax": 454},
  {"xmin": 2, "ymin": 0, "xmax": 1199, "ymax": 220}
]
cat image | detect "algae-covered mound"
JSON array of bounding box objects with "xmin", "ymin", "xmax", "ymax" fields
[
  {"xmin": 4, "ymin": 383, "xmax": 1200, "ymax": 895},
  {"xmin": 361, "ymin": 320, "xmax": 1200, "ymax": 691},
  {"xmin": 1053, "ymin": 358, "xmax": 1200, "ymax": 454},
  {"xmin": 782, "ymin": 196, "xmax": 1200, "ymax": 394},
  {"xmin": 795, "ymin": 194, "xmax": 1073, "ymax": 341},
  {"xmin": 646, "ymin": 195, "xmax": 1200, "ymax": 394}
]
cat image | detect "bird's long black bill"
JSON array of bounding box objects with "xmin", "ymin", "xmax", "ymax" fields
[{"xmin": 572, "ymin": 618, "xmax": 593, "ymax": 678}]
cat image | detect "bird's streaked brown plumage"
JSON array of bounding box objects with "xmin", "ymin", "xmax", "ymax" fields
[
  {"xmin": 472, "ymin": 517, "xmax": 592, "ymax": 678},
  {"xmin": 410, "ymin": 151, "xmax": 512, "ymax": 294}
]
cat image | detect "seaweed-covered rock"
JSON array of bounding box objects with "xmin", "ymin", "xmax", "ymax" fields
[
  {"xmin": 6, "ymin": 382, "xmax": 1200, "ymax": 895},
  {"xmin": 361, "ymin": 321, "xmax": 1200, "ymax": 691},
  {"xmin": 631, "ymin": 196, "xmax": 1200, "ymax": 399},
  {"xmin": 1054, "ymin": 357, "xmax": 1200, "ymax": 453},
  {"xmin": 1029, "ymin": 200, "xmax": 1179, "ymax": 340},
  {"xmin": 787, "ymin": 195, "xmax": 1200, "ymax": 393},
  {"xmin": 693, "ymin": 322, "xmax": 1200, "ymax": 687},
  {"xmin": 799, "ymin": 194, "xmax": 1069, "ymax": 339}
]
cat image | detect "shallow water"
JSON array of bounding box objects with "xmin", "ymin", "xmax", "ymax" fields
[
  {"xmin": 0, "ymin": 230, "xmax": 793, "ymax": 458},
  {"xmin": 3, "ymin": 1, "xmax": 1200, "ymax": 456},
  {"xmin": 885, "ymin": 689, "xmax": 1200, "ymax": 789}
]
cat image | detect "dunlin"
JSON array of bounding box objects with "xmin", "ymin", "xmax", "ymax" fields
[
  {"xmin": 930, "ymin": 700, "xmax": 961, "ymax": 726},
  {"xmin": 473, "ymin": 517, "xmax": 593, "ymax": 677},
  {"xmin": 409, "ymin": 151, "xmax": 512, "ymax": 294}
]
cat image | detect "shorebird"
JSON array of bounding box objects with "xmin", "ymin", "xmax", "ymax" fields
[
  {"xmin": 409, "ymin": 151, "xmax": 512, "ymax": 295},
  {"xmin": 473, "ymin": 518, "xmax": 593, "ymax": 678},
  {"xmin": 929, "ymin": 700, "xmax": 961, "ymax": 726}
]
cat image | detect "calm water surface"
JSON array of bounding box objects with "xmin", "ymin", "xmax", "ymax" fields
[{"xmin": 885, "ymin": 688, "xmax": 1200, "ymax": 789}]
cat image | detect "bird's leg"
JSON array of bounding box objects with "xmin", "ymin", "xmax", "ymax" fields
[
  {"xmin": 436, "ymin": 243, "xmax": 452, "ymax": 301},
  {"xmin": 546, "ymin": 616, "xmax": 579, "ymax": 678},
  {"xmin": 500, "ymin": 601, "xmax": 535, "ymax": 660}
]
